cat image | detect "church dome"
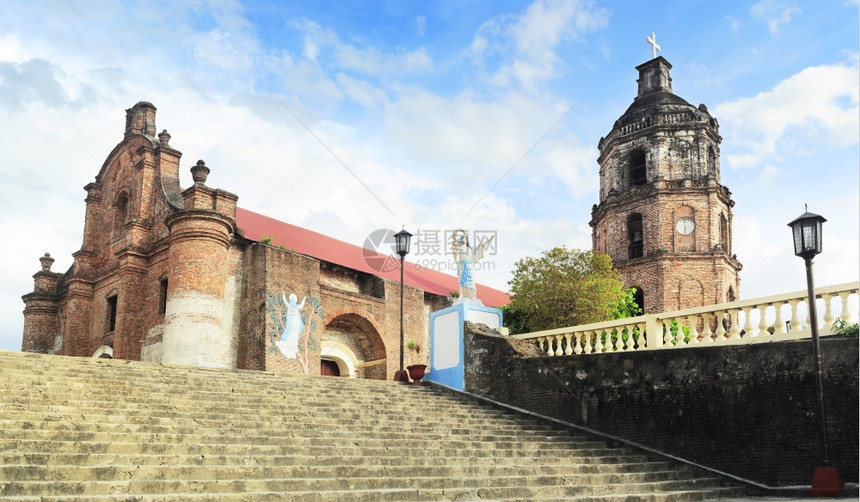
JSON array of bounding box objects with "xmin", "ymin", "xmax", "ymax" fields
[{"xmin": 623, "ymin": 90, "xmax": 691, "ymax": 115}]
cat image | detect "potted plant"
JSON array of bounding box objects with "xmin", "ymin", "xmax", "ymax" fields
[{"xmin": 405, "ymin": 339, "xmax": 427, "ymax": 385}]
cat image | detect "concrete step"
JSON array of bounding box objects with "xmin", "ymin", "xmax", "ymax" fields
[
  {"xmin": 0, "ymin": 451, "xmax": 674, "ymax": 470},
  {"xmin": 0, "ymin": 438, "xmax": 633, "ymax": 460},
  {"xmin": 0, "ymin": 488, "xmax": 746, "ymax": 502},
  {"xmin": 0, "ymin": 432, "xmax": 615, "ymax": 454},
  {"xmin": 0, "ymin": 423, "xmax": 593, "ymax": 448},
  {"xmin": 0, "ymin": 401, "xmax": 557, "ymax": 430},
  {"xmin": 1, "ymin": 463, "xmax": 696, "ymax": 483},
  {"xmin": 0, "ymin": 350, "xmax": 742, "ymax": 500},
  {"xmin": 1, "ymin": 474, "xmax": 728, "ymax": 498}
]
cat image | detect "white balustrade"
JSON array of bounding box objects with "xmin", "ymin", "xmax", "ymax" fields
[{"xmin": 513, "ymin": 283, "xmax": 859, "ymax": 356}]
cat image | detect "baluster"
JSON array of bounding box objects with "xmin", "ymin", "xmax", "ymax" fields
[
  {"xmin": 582, "ymin": 331, "xmax": 593, "ymax": 354},
  {"xmin": 554, "ymin": 335, "xmax": 565, "ymax": 356},
  {"xmin": 727, "ymin": 309, "xmax": 741, "ymax": 340},
  {"xmin": 839, "ymin": 291, "xmax": 857, "ymax": 324},
  {"xmin": 788, "ymin": 299, "xmax": 801, "ymax": 332},
  {"xmin": 714, "ymin": 311, "xmax": 727, "ymax": 342},
  {"xmin": 573, "ymin": 333, "xmax": 583, "ymax": 354},
  {"xmin": 804, "ymin": 298, "xmax": 818, "ymax": 333},
  {"xmin": 702, "ymin": 313, "xmax": 714, "ymax": 343},
  {"xmin": 663, "ymin": 318, "xmax": 674, "ymax": 345},
  {"xmin": 740, "ymin": 306, "xmax": 755, "ymax": 339},
  {"xmin": 672, "ymin": 318, "xmax": 684, "ymax": 346},
  {"xmin": 821, "ymin": 294, "xmax": 835, "ymax": 332},
  {"xmin": 538, "ymin": 337, "xmax": 549, "ymax": 355},
  {"xmin": 625, "ymin": 326, "xmax": 636, "ymax": 350},
  {"xmin": 594, "ymin": 330, "xmax": 604, "ymax": 353},
  {"xmin": 563, "ymin": 333, "xmax": 574, "ymax": 355},
  {"xmin": 686, "ymin": 316, "xmax": 699, "ymax": 344},
  {"xmin": 613, "ymin": 329, "xmax": 624, "ymax": 351},
  {"xmin": 758, "ymin": 304, "xmax": 771, "ymax": 338},
  {"xmin": 773, "ymin": 301, "xmax": 787, "ymax": 335}
]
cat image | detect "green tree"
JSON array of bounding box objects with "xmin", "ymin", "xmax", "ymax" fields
[{"xmin": 503, "ymin": 247, "xmax": 635, "ymax": 334}]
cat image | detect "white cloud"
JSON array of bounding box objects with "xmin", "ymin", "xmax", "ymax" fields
[
  {"xmin": 715, "ymin": 60, "xmax": 859, "ymax": 169},
  {"xmin": 750, "ymin": 0, "xmax": 801, "ymax": 34},
  {"xmin": 0, "ymin": 34, "xmax": 29, "ymax": 62},
  {"xmin": 293, "ymin": 19, "xmax": 434, "ymax": 78},
  {"xmin": 191, "ymin": 28, "xmax": 260, "ymax": 74},
  {"xmin": 470, "ymin": 0, "xmax": 608, "ymax": 91},
  {"xmin": 335, "ymin": 73, "xmax": 389, "ymax": 109}
]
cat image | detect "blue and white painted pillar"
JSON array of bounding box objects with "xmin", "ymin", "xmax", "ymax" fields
[{"xmin": 427, "ymin": 302, "xmax": 502, "ymax": 390}]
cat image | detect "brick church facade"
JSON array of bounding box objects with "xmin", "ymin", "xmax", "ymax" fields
[
  {"xmin": 590, "ymin": 56, "xmax": 742, "ymax": 313},
  {"xmin": 21, "ymin": 102, "xmax": 508, "ymax": 377}
]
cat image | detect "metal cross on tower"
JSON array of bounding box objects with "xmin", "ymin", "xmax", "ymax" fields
[{"xmin": 647, "ymin": 32, "xmax": 661, "ymax": 59}]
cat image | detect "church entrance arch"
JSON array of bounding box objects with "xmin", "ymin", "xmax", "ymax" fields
[{"xmin": 322, "ymin": 313, "xmax": 387, "ymax": 380}]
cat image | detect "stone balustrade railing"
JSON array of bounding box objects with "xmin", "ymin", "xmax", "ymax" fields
[{"xmin": 512, "ymin": 282, "xmax": 859, "ymax": 356}]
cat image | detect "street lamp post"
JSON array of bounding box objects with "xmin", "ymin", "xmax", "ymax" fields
[
  {"xmin": 787, "ymin": 208, "xmax": 843, "ymax": 497},
  {"xmin": 393, "ymin": 228, "xmax": 412, "ymax": 383}
]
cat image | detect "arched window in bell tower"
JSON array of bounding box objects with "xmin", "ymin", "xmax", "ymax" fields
[
  {"xmin": 630, "ymin": 150, "xmax": 647, "ymax": 186},
  {"xmin": 627, "ymin": 213, "xmax": 643, "ymax": 259},
  {"xmin": 720, "ymin": 214, "xmax": 728, "ymax": 252}
]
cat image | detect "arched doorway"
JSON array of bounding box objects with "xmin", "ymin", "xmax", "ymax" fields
[
  {"xmin": 320, "ymin": 359, "xmax": 341, "ymax": 376},
  {"xmin": 320, "ymin": 340, "xmax": 358, "ymax": 378},
  {"xmin": 322, "ymin": 313, "xmax": 387, "ymax": 380}
]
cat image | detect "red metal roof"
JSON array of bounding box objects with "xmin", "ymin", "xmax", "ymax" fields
[{"xmin": 235, "ymin": 207, "xmax": 510, "ymax": 307}]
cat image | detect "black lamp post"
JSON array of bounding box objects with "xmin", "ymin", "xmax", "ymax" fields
[
  {"xmin": 393, "ymin": 228, "xmax": 412, "ymax": 383},
  {"xmin": 788, "ymin": 208, "xmax": 843, "ymax": 497}
]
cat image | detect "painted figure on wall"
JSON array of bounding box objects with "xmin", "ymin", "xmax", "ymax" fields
[
  {"xmin": 266, "ymin": 291, "xmax": 325, "ymax": 374},
  {"xmin": 277, "ymin": 293, "xmax": 306, "ymax": 358},
  {"xmin": 451, "ymin": 229, "xmax": 494, "ymax": 304}
]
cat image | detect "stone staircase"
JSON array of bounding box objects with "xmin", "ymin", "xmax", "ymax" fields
[{"xmin": 0, "ymin": 350, "xmax": 743, "ymax": 501}]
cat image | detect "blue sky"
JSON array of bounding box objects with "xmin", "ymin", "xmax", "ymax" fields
[{"xmin": 1, "ymin": 0, "xmax": 858, "ymax": 352}]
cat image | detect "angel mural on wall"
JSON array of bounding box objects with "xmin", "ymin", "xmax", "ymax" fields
[
  {"xmin": 266, "ymin": 291, "xmax": 325, "ymax": 374},
  {"xmin": 276, "ymin": 293, "xmax": 305, "ymax": 358}
]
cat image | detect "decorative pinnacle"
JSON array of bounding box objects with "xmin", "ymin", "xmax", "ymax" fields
[
  {"xmin": 191, "ymin": 160, "xmax": 210, "ymax": 185},
  {"xmin": 39, "ymin": 252, "xmax": 54, "ymax": 272},
  {"xmin": 158, "ymin": 129, "xmax": 171, "ymax": 145}
]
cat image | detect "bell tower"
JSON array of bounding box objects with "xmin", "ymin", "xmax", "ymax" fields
[{"xmin": 590, "ymin": 54, "xmax": 742, "ymax": 314}]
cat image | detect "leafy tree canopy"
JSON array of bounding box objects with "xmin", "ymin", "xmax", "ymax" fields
[{"xmin": 503, "ymin": 247, "xmax": 639, "ymax": 334}]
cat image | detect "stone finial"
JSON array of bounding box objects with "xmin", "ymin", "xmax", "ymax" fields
[
  {"xmin": 39, "ymin": 253, "xmax": 54, "ymax": 272},
  {"xmin": 191, "ymin": 160, "xmax": 210, "ymax": 185},
  {"xmin": 158, "ymin": 129, "xmax": 171, "ymax": 145}
]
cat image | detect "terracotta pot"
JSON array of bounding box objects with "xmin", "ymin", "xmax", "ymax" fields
[{"xmin": 406, "ymin": 364, "xmax": 427, "ymax": 385}]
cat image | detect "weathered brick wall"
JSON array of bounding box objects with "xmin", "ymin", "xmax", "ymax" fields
[
  {"xmin": 593, "ymin": 185, "xmax": 740, "ymax": 314},
  {"xmin": 463, "ymin": 324, "xmax": 859, "ymax": 486},
  {"xmin": 236, "ymin": 243, "xmax": 429, "ymax": 379}
]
